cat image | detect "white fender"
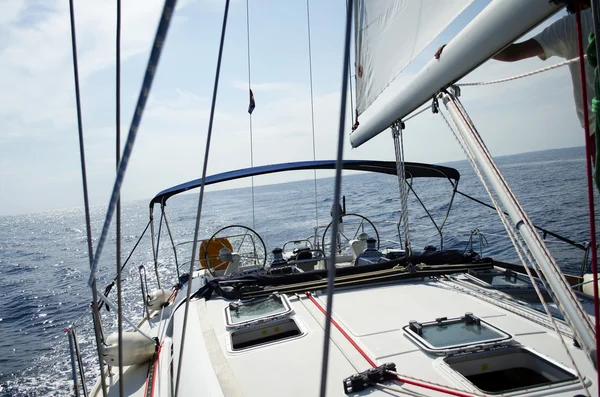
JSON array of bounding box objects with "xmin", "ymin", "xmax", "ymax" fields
[
  {"xmin": 102, "ymin": 332, "xmax": 156, "ymax": 366},
  {"xmin": 147, "ymin": 288, "xmax": 171, "ymax": 312},
  {"xmin": 583, "ymin": 274, "xmax": 600, "ymax": 299}
]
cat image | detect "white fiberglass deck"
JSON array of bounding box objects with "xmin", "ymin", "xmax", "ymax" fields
[
  {"xmin": 92, "ymin": 274, "xmax": 597, "ymax": 397},
  {"xmin": 177, "ymin": 277, "xmax": 595, "ymax": 396}
]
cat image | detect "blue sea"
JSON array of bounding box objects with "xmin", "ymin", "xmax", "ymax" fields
[{"xmin": 0, "ymin": 146, "xmax": 597, "ymax": 396}]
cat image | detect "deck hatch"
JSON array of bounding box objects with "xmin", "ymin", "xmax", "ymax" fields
[
  {"xmin": 403, "ymin": 313, "xmax": 511, "ymax": 353},
  {"xmin": 230, "ymin": 318, "xmax": 303, "ymax": 351},
  {"xmin": 225, "ymin": 293, "xmax": 293, "ymax": 328},
  {"xmin": 444, "ymin": 346, "xmax": 578, "ymax": 394},
  {"xmin": 466, "ymin": 268, "xmax": 531, "ymax": 289}
]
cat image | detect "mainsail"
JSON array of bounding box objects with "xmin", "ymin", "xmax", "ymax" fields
[
  {"xmin": 350, "ymin": 0, "xmax": 561, "ymax": 148},
  {"xmin": 354, "ymin": 0, "xmax": 475, "ymax": 116}
]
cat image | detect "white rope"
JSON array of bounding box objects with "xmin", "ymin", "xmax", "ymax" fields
[
  {"xmin": 458, "ymin": 56, "xmax": 584, "ymax": 86},
  {"xmin": 404, "ymin": 104, "xmax": 432, "ymax": 122},
  {"xmin": 438, "ymin": 96, "xmax": 590, "ymax": 396}
]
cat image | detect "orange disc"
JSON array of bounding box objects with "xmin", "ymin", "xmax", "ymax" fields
[{"xmin": 199, "ymin": 237, "xmax": 233, "ymax": 271}]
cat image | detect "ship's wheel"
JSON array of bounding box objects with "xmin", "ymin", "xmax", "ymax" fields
[
  {"xmin": 200, "ymin": 225, "xmax": 267, "ymax": 276},
  {"xmin": 321, "ymin": 213, "xmax": 379, "ymax": 257}
]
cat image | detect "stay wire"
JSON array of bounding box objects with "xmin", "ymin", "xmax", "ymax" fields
[
  {"xmin": 318, "ymin": 1, "xmax": 353, "ymax": 396},
  {"xmin": 174, "ymin": 2, "xmax": 230, "ymax": 396},
  {"xmin": 115, "ymin": 0, "xmax": 124, "ymax": 394},
  {"xmin": 67, "ymin": 1, "xmax": 108, "ymax": 395},
  {"xmin": 575, "ymin": 0, "xmax": 600, "ymax": 375},
  {"xmin": 98, "ymin": 220, "xmax": 152, "ymax": 310},
  {"xmin": 88, "ymin": 0, "xmax": 178, "ymax": 287},
  {"xmin": 246, "ymin": 0, "xmax": 256, "ymax": 229},
  {"xmin": 305, "ymin": 0, "xmax": 319, "ymax": 229},
  {"xmin": 439, "ymin": 95, "xmax": 590, "ymax": 394}
]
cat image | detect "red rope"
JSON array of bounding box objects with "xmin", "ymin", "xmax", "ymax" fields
[
  {"xmin": 143, "ymin": 343, "xmax": 162, "ymax": 397},
  {"xmin": 304, "ymin": 292, "xmax": 474, "ymax": 397},
  {"xmin": 575, "ymin": 2, "xmax": 600, "ymax": 375}
]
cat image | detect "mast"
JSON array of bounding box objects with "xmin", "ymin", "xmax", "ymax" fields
[{"xmin": 350, "ymin": 0, "xmax": 560, "ymax": 148}]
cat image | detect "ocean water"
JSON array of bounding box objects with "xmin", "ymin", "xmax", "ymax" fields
[{"xmin": 0, "ymin": 146, "xmax": 597, "ymax": 396}]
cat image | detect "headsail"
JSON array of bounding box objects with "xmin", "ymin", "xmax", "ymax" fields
[{"xmin": 354, "ymin": 0, "xmax": 475, "ymax": 116}]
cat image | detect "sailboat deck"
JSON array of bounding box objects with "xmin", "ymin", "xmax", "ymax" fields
[
  {"xmin": 186, "ymin": 277, "xmax": 596, "ymax": 396},
  {"xmin": 90, "ymin": 270, "xmax": 598, "ymax": 397}
]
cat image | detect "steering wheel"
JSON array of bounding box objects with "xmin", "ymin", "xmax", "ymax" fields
[
  {"xmin": 200, "ymin": 225, "xmax": 267, "ymax": 276},
  {"xmin": 321, "ymin": 213, "xmax": 380, "ymax": 257}
]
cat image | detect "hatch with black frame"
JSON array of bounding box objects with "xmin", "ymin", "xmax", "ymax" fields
[
  {"xmin": 403, "ymin": 312, "xmax": 511, "ymax": 354},
  {"xmin": 225, "ymin": 293, "xmax": 293, "ymax": 328},
  {"xmin": 224, "ymin": 293, "xmax": 304, "ymax": 352}
]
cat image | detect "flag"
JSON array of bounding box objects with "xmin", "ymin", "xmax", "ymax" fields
[{"xmin": 248, "ymin": 89, "xmax": 255, "ymax": 114}]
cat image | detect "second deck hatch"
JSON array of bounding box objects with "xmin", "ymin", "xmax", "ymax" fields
[
  {"xmin": 404, "ymin": 313, "xmax": 511, "ymax": 353},
  {"xmin": 444, "ymin": 346, "xmax": 578, "ymax": 394}
]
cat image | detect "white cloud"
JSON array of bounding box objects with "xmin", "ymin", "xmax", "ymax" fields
[{"xmin": 0, "ymin": 2, "xmax": 587, "ymax": 215}]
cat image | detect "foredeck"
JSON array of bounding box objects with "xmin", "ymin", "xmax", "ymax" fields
[
  {"xmin": 188, "ymin": 277, "xmax": 596, "ymax": 396},
  {"xmin": 91, "ymin": 273, "xmax": 597, "ymax": 397}
]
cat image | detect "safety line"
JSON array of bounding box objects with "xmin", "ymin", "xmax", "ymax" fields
[
  {"xmin": 575, "ymin": 3, "xmax": 600, "ymax": 380},
  {"xmin": 115, "ymin": 0, "xmax": 124, "ymax": 393},
  {"xmin": 174, "ymin": 1, "xmax": 230, "ymax": 396},
  {"xmin": 458, "ymin": 56, "xmax": 582, "ymax": 86},
  {"xmin": 245, "ymin": 0, "xmax": 256, "ymax": 229},
  {"xmin": 88, "ymin": 0, "xmax": 178, "ymax": 286},
  {"xmin": 318, "ymin": 2, "xmax": 353, "ymax": 395},
  {"xmin": 68, "ymin": 1, "xmax": 108, "ymax": 394}
]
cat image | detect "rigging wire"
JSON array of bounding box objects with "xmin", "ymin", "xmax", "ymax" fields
[
  {"xmin": 453, "ymin": 88, "xmax": 595, "ymax": 343},
  {"xmin": 318, "ymin": 1, "xmax": 353, "ymax": 395},
  {"xmin": 457, "ymin": 56, "xmax": 583, "ymax": 86},
  {"xmin": 98, "ymin": 220, "xmax": 152, "ymax": 310},
  {"xmin": 305, "ymin": 0, "xmax": 320, "ymax": 229},
  {"xmin": 246, "ymin": 0, "xmax": 256, "ymax": 229},
  {"xmin": 115, "ymin": 0, "xmax": 124, "ymax": 393},
  {"xmin": 404, "ymin": 104, "xmax": 433, "ymax": 122},
  {"xmin": 174, "ymin": 2, "xmax": 230, "ymax": 396},
  {"xmin": 67, "ymin": 1, "xmax": 108, "ymax": 395},
  {"xmin": 439, "ymin": 93, "xmax": 590, "ymax": 395},
  {"xmin": 88, "ymin": 0, "xmax": 178, "ymax": 287},
  {"xmin": 161, "ymin": 207, "xmax": 181, "ymax": 279},
  {"xmin": 575, "ymin": 0, "xmax": 600, "ymax": 375},
  {"xmin": 392, "ymin": 122, "xmax": 412, "ymax": 256}
]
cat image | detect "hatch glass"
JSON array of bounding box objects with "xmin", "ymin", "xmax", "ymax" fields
[
  {"xmin": 225, "ymin": 293, "xmax": 293, "ymax": 328},
  {"xmin": 466, "ymin": 269, "xmax": 531, "ymax": 288},
  {"xmin": 403, "ymin": 313, "xmax": 511, "ymax": 353}
]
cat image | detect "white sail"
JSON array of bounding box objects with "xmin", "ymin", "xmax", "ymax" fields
[
  {"xmin": 354, "ymin": 0, "xmax": 475, "ymax": 116},
  {"xmin": 350, "ymin": 0, "xmax": 560, "ymax": 148}
]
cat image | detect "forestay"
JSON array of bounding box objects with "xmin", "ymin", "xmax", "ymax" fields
[{"xmin": 354, "ymin": 0, "xmax": 475, "ymax": 116}]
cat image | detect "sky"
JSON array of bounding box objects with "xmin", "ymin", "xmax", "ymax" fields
[{"xmin": 0, "ymin": 0, "xmax": 585, "ymax": 215}]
